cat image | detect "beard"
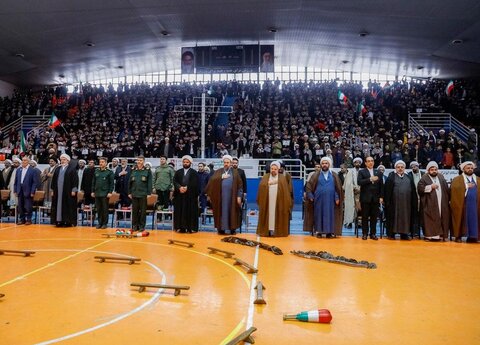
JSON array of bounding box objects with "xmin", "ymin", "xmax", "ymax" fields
[
  {"xmin": 183, "ymin": 163, "xmax": 191, "ymax": 169},
  {"xmin": 429, "ymin": 172, "xmax": 438, "ymax": 177},
  {"xmin": 321, "ymin": 166, "xmax": 329, "ymax": 172}
]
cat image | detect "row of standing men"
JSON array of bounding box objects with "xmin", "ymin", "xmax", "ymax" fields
[{"xmin": 10, "ymin": 154, "xmax": 480, "ymax": 243}]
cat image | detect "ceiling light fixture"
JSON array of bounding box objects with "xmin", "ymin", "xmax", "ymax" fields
[
  {"xmin": 359, "ymin": 31, "xmax": 369, "ymax": 37},
  {"xmin": 451, "ymin": 39, "xmax": 463, "ymax": 44},
  {"xmin": 116, "ymin": 65, "xmax": 124, "ymax": 69},
  {"xmin": 15, "ymin": 53, "xmax": 25, "ymax": 58},
  {"xmin": 416, "ymin": 66, "xmax": 424, "ymax": 70},
  {"xmin": 160, "ymin": 31, "xmax": 170, "ymax": 36},
  {"xmin": 58, "ymin": 74, "xmax": 65, "ymax": 78},
  {"xmin": 84, "ymin": 41, "xmax": 95, "ymax": 47},
  {"xmin": 268, "ymin": 27, "xmax": 277, "ymax": 33},
  {"xmin": 341, "ymin": 60, "xmax": 349, "ymax": 64}
]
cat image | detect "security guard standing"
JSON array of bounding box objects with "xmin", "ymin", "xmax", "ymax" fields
[
  {"xmin": 92, "ymin": 157, "xmax": 114, "ymax": 229},
  {"xmin": 128, "ymin": 156, "xmax": 152, "ymax": 231}
]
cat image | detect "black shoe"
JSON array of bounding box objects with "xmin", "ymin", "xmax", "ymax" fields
[
  {"xmin": 387, "ymin": 236, "xmax": 396, "ymax": 240},
  {"xmin": 218, "ymin": 230, "xmax": 226, "ymax": 235},
  {"xmin": 316, "ymin": 233, "xmax": 323, "ymax": 238},
  {"xmin": 454, "ymin": 237, "xmax": 462, "ymax": 243},
  {"xmin": 466, "ymin": 237, "xmax": 479, "ymax": 243},
  {"xmin": 96, "ymin": 224, "xmax": 102, "ymax": 229},
  {"xmin": 231, "ymin": 230, "xmax": 237, "ymax": 235},
  {"xmin": 400, "ymin": 234, "xmax": 411, "ymax": 241},
  {"xmin": 101, "ymin": 225, "xmax": 107, "ymax": 229},
  {"xmin": 326, "ymin": 233, "xmax": 334, "ymax": 239},
  {"xmin": 370, "ymin": 235, "xmax": 378, "ymax": 241},
  {"xmin": 362, "ymin": 235, "xmax": 368, "ymax": 240}
]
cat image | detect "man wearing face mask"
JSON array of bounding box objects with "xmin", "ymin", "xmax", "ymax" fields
[
  {"xmin": 417, "ymin": 161, "xmax": 450, "ymax": 242},
  {"xmin": 173, "ymin": 155, "xmax": 199, "ymax": 233}
]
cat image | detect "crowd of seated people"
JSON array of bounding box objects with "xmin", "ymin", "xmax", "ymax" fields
[{"xmin": 1, "ymin": 78, "xmax": 479, "ymax": 170}]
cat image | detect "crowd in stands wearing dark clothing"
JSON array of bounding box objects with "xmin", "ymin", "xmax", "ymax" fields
[{"xmin": 2, "ymin": 79, "xmax": 480, "ymax": 170}]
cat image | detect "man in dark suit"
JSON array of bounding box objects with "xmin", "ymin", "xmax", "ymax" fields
[
  {"xmin": 232, "ymin": 157, "xmax": 247, "ymax": 199},
  {"xmin": 232, "ymin": 157, "xmax": 248, "ymax": 226},
  {"xmin": 14, "ymin": 157, "xmax": 39, "ymax": 225},
  {"xmin": 357, "ymin": 156, "xmax": 384, "ymax": 240}
]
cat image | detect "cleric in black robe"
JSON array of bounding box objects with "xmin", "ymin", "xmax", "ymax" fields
[
  {"xmin": 81, "ymin": 160, "xmax": 96, "ymax": 205},
  {"xmin": 173, "ymin": 155, "xmax": 200, "ymax": 233},
  {"xmin": 51, "ymin": 154, "xmax": 79, "ymax": 227},
  {"xmin": 384, "ymin": 160, "xmax": 416, "ymax": 240}
]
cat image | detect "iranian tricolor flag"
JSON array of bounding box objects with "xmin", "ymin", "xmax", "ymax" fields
[
  {"xmin": 357, "ymin": 101, "xmax": 367, "ymax": 115},
  {"xmin": 445, "ymin": 80, "xmax": 454, "ymax": 96},
  {"xmin": 48, "ymin": 113, "xmax": 61, "ymax": 128},
  {"xmin": 338, "ymin": 90, "xmax": 348, "ymax": 105},
  {"xmin": 19, "ymin": 130, "xmax": 26, "ymax": 153}
]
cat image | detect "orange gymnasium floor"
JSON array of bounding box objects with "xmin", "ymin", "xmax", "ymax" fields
[{"xmin": 0, "ymin": 223, "xmax": 479, "ymax": 345}]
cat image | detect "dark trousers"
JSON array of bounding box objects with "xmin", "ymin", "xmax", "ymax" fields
[
  {"xmin": 95, "ymin": 196, "xmax": 109, "ymax": 226},
  {"xmin": 361, "ymin": 201, "xmax": 379, "ymax": 236},
  {"xmin": 132, "ymin": 196, "xmax": 147, "ymax": 230},
  {"xmin": 156, "ymin": 189, "xmax": 170, "ymax": 209},
  {"xmin": 17, "ymin": 189, "xmax": 33, "ymax": 221}
]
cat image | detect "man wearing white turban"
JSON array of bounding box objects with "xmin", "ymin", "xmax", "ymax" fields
[
  {"xmin": 205, "ymin": 155, "xmax": 243, "ymax": 235},
  {"xmin": 304, "ymin": 156, "xmax": 344, "ymax": 238},
  {"xmin": 384, "ymin": 160, "xmax": 416, "ymax": 240},
  {"xmin": 450, "ymin": 161, "xmax": 480, "ymax": 243},
  {"xmin": 417, "ymin": 161, "xmax": 450, "ymax": 241},
  {"xmin": 51, "ymin": 153, "xmax": 79, "ymax": 227},
  {"xmin": 256, "ymin": 161, "xmax": 292, "ymax": 237}
]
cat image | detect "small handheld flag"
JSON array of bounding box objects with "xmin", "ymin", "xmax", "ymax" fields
[
  {"xmin": 283, "ymin": 309, "xmax": 332, "ymax": 323},
  {"xmin": 48, "ymin": 113, "xmax": 61, "ymax": 129},
  {"xmin": 445, "ymin": 80, "xmax": 454, "ymax": 96},
  {"xmin": 19, "ymin": 130, "xmax": 26, "ymax": 153},
  {"xmin": 337, "ymin": 90, "xmax": 348, "ymax": 105},
  {"xmin": 357, "ymin": 100, "xmax": 367, "ymax": 115}
]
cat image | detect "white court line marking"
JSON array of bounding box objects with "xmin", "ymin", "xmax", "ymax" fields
[
  {"xmin": 244, "ymin": 235, "xmax": 260, "ymax": 343},
  {"xmin": 13, "ymin": 249, "xmax": 167, "ymax": 345}
]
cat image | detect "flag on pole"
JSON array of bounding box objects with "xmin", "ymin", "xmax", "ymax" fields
[
  {"xmin": 19, "ymin": 130, "xmax": 26, "ymax": 154},
  {"xmin": 337, "ymin": 90, "xmax": 348, "ymax": 105},
  {"xmin": 445, "ymin": 80, "xmax": 454, "ymax": 96},
  {"xmin": 48, "ymin": 113, "xmax": 61, "ymax": 129},
  {"xmin": 357, "ymin": 100, "xmax": 367, "ymax": 115}
]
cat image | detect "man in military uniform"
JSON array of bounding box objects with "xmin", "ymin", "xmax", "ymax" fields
[
  {"xmin": 92, "ymin": 157, "xmax": 114, "ymax": 229},
  {"xmin": 128, "ymin": 156, "xmax": 152, "ymax": 231}
]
